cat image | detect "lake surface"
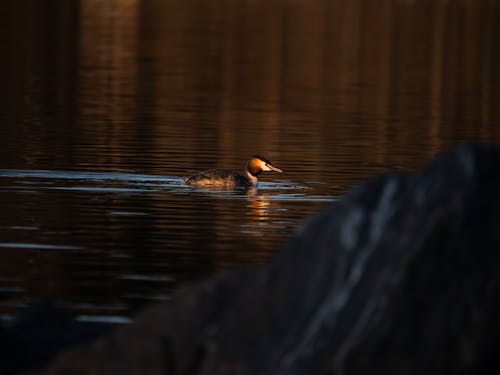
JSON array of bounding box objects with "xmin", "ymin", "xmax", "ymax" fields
[{"xmin": 1, "ymin": 0, "xmax": 499, "ymax": 323}]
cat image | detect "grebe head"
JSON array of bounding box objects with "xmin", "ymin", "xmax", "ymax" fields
[{"xmin": 247, "ymin": 155, "xmax": 283, "ymax": 176}]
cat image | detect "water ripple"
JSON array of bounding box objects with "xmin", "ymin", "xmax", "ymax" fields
[{"xmin": 0, "ymin": 169, "xmax": 332, "ymax": 202}]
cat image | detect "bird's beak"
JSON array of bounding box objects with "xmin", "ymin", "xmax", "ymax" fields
[{"xmin": 266, "ymin": 164, "xmax": 283, "ymax": 173}]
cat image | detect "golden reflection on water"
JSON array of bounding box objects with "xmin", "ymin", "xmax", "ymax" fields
[
  {"xmin": 1, "ymin": 0, "xmax": 499, "ymax": 173},
  {"xmin": 246, "ymin": 193, "xmax": 272, "ymax": 232}
]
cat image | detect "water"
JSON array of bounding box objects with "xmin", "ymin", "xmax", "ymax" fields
[
  {"xmin": 0, "ymin": 0, "xmax": 499, "ymax": 323},
  {"xmin": 0, "ymin": 168, "xmax": 326, "ymax": 321}
]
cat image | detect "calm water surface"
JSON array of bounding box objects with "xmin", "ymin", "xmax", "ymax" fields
[{"xmin": 0, "ymin": 0, "xmax": 499, "ymax": 323}]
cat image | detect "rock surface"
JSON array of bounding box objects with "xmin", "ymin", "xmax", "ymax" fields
[
  {"xmin": 28, "ymin": 144, "xmax": 500, "ymax": 374},
  {"xmin": 0, "ymin": 302, "xmax": 110, "ymax": 375}
]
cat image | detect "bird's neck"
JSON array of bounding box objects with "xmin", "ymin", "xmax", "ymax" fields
[{"xmin": 244, "ymin": 169, "xmax": 258, "ymax": 186}]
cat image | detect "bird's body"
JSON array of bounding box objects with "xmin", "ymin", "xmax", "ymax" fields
[{"xmin": 182, "ymin": 155, "xmax": 282, "ymax": 188}]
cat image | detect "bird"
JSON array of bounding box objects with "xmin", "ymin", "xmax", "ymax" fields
[{"xmin": 182, "ymin": 155, "xmax": 283, "ymax": 188}]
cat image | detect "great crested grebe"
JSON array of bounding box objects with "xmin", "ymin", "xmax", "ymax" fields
[{"xmin": 182, "ymin": 155, "xmax": 283, "ymax": 188}]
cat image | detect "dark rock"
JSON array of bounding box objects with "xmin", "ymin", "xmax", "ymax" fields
[
  {"xmin": 0, "ymin": 301, "xmax": 110, "ymax": 374},
  {"xmin": 34, "ymin": 144, "xmax": 500, "ymax": 374}
]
